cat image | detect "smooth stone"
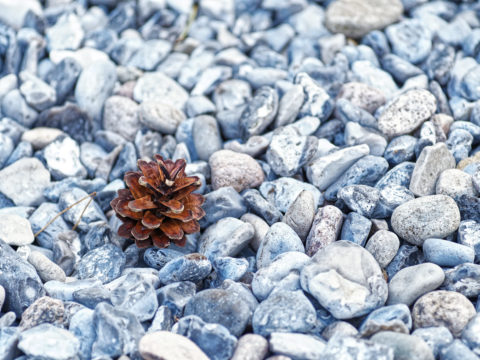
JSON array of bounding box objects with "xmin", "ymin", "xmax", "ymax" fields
[
  {"xmin": 209, "ymin": 150, "xmax": 264, "ymax": 192},
  {"xmin": 158, "ymin": 254, "xmax": 212, "ymax": 285},
  {"xmin": 18, "ymin": 323, "xmax": 79, "ymax": 360},
  {"xmin": 301, "ymin": 241, "xmax": 388, "ymax": 319},
  {"xmin": 343, "ymin": 122, "xmax": 387, "ymax": 156},
  {"xmin": 409, "ymin": 143, "xmax": 456, "ymax": 196},
  {"xmin": 269, "ymin": 332, "xmax": 326, "ymax": 360},
  {"xmin": 28, "ymin": 251, "xmax": 66, "ymax": 283},
  {"xmin": 275, "ymin": 84, "xmax": 305, "ymax": 127},
  {"xmin": 388, "ymin": 263, "xmax": 445, "ymax": 306},
  {"xmin": 359, "ymin": 304, "xmax": 412, "ymax": 337},
  {"xmin": 305, "ymin": 205, "xmax": 343, "ymax": 257},
  {"xmin": 259, "ymin": 177, "xmax": 322, "ymax": 213},
  {"xmin": 0, "ymin": 158, "xmax": 50, "ymax": 207},
  {"xmin": 75, "ymin": 60, "xmax": 116, "ymax": 121},
  {"xmin": 102, "ymin": 96, "xmax": 140, "ymax": 141},
  {"xmin": 256, "ymin": 222, "xmax": 304, "ymax": 269},
  {"xmin": 440, "ymin": 339, "xmax": 479, "ymax": 360},
  {"xmin": 413, "ymin": 290, "xmax": 476, "ymax": 337},
  {"xmin": 224, "ymin": 136, "xmax": 270, "ymax": 158},
  {"xmin": 423, "ymin": 238, "xmax": 475, "ymax": 267},
  {"xmin": 252, "ymin": 251, "xmax": 311, "ymax": 301},
  {"xmin": 213, "ymin": 79, "xmax": 251, "ymax": 112},
  {"xmin": 198, "ymin": 217, "xmax": 254, "ymax": 261},
  {"xmin": 231, "ymin": 334, "xmax": 269, "ymax": 360},
  {"xmin": 365, "ymin": 230, "xmax": 400, "ymax": 268},
  {"xmin": 240, "ymin": 86, "xmax": 278, "ymax": 139},
  {"xmin": 156, "ymin": 281, "xmax": 196, "ymax": 317},
  {"xmin": 384, "ymin": 135, "xmax": 417, "ymax": 166},
  {"xmin": 391, "ymin": 195, "xmax": 460, "ymax": 246},
  {"xmin": 340, "ymin": 212, "xmax": 371, "ymax": 247},
  {"xmin": 370, "ymin": 331, "xmax": 434, "ymax": 360},
  {"xmin": 139, "ymin": 331, "xmax": 209, "ymax": 360},
  {"xmin": 42, "ymin": 135, "xmax": 87, "ymax": 180},
  {"xmin": 252, "ymin": 291, "xmax": 316, "ymax": 337},
  {"xmin": 378, "ymin": 89, "xmax": 436, "ymax": 138},
  {"xmin": 199, "ymin": 187, "xmax": 247, "ymax": 228},
  {"xmin": 77, "ymin": 244, "xmax": 126, "ymax": 284},
  {"xmin": 184, "ymin": 288, "xmax": 252, "ymax": 337},
  {"xmin": 443, "ymin": 263, "xmax": 480, "ymax": 298},
  {"xmin": 0, "ymin": 215, "xmax": 33, "ymax": 246},
  {"xmin": 172, "ymin": 315, "xmax": 237, "ymax": 360},
  {"xmin": 321, "ymin": 321, "xmax": 359, "ymax": 340},
  {"xmin": 133, "ymin": 72, "xmax": 188, "ymax": 109},
  {"xmin": 305, "ymin": 144, "xmax": 369, "ymax": 190},
  {"xmin": 282, "ymin": 190, "xmax": 316, "ymax": 241},
  {"xmin": 139, "ymin": 100, "xmax": 186, "ymax": 135},
  {"xmin": 192, "ymin": 115, "xmax": 222, "ymax": 161},
  {"xmin": 325, "ymin": 0, "xmax": 403, "ymax": 38},
  {"xmin": 337, "ymin": 82, "xmax": 386, "ymax": 114},
  {"xmin": 436, "ymin": 169, "xmax": 478, "ymax": 199},
  {"xmin": 412, "ymin": 327, "xmax": 453, "ymax": 358},
  {"xmin": 321, "ymin": 336, "xmax": 394, "ymax": 359},
  {"xmin": 240, "ymin": 213, "xmax": 269, "ymax": 252},
  {"xmin": 1, "ymin": 89, "xmax": 38, "ymax": 127},
  {"xmin": 338, "ymin": 185, "xmax": 380, "ymax": 218}
]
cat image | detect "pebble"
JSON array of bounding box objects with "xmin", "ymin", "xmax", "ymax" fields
[
  {"xmin": 19, "ymin": 296, "xmax": 64, "ymax": 330},
  {"xmin": 199, "ymin": 187, "xmax": 247, "ymax": 228},
  {"xmin": 337, "ymin": 82, "xmax": 386, "ymax": 114},
  {"xmin": 252, "ymin": 290, "xmax": 316, "ymax": 337},
  {"xmin": 296, "ymin": 72, "xmax": 333, "ymax": 122},
  {"xmin": 58, "ymin": 188, "xmax": 107, "ymax": 231},
  {"xmin": 282, "ymin": 190, "xmax": 316, "ymax": 241},
  {"xmin": 1, "ymin": 89, "xmax": 38, "ymax": 128},
  {"xmin": 45, "ymin": 279, "xmax": 101, "ymax": 302},
  {"xmin": 139, "ymin": 331, "xmax": 209, "ymax": 360},
  {"xmin": 365, "ymin": 230, "xmax": 400, "ymax": 268},
  {"xmin": 143, "ymin": 248, "xmax": 183, "ymax": 270},
  {"xmin": 42, "ymin": 135, "xmax": 87, "ymax": 180},
  {"xmin": 375, "ymin": 161, "xmax": 415, "ymax": 190},
  {"xmin": 412, "ymin": 290, "xmax": 476, "ymax": 337},
  {"xmin": 0, "ymin": 327, "xmax": 20, "ymax": 360},
  {"xmin": 76, "ymin": 244, "xmax": 126, "ymax": 284},
  {"xmin": 19, "ymin": 72, "xmax": 56, "ymax": 112},
  {"xmin": 325, "ymin": 0, "xmax": 403, "ymax": 38},
  {"xmin": 301, "ymin": 241, "xmax": 388, "ymax": 319},
  {"xmin": 256, "ymin": 222, "xmax": 304, "ymax": 269},
  {"xmin": 28, "ymin": 251, "xmax": 66, "ymax": 283},
  {"xmin": 440, "ymin": 339, "xmax": 479, "ymax": 360},
  {"xmin": 149, "ymin": 306, "xmax": 174, "ymax": 333},
  {"xmin": 370, "ymin": 331, "xmax": 434, "ymax": 360},
  {"xmin": 269, "ymin": 332, "xmax": 326, "ymax": 360},
  {"xmin": 259, "ymin": 177, "xmax": 322, "ymax": 213},
  {"xmin": 18, "ymin": 323, "xmax": 80, "ymax": 360},
  {"xmin": 102, "ymin": 96, "xmax": 140, "ymax": 141},
  {"xmin": 209, "ymin": 150, "xmax": 264, "ymax": 192},
  {"xmin": 231, "ymin": 334, "xmax": 269, "ymax": 360},
  {"xmin": 360, "ymin": 303, "xmax": 412, "ymax": 337},
  {"xmin": 275, "ymin": 84, "xmax": 304, "ymax": 127},
  {"xmin": 423, "ymin": 238, "xmax": 475, "ymax": 267},
  {"xmin": 0, "ymin": 157, "xmax": 50, "ymax": 207},
  {"xmin": 306, "ymin": 144, "xmax": 370, "ymax": 190},
  {"xmin": 391, "ymin": 195, "xmax": 461, "ymax": 246},
  {"xmin": 158, "ymin": 253, "xmax": 212, "ymax": 285},
  {"xmin": 241, "ymin": 213, "xmax": 269, "ymax": 252},
  {"xmin": 305, "ymin": 205, "xmax": 344, "ymax": 256},
  {"xmin": 321, "ymin": 336, "xmax": 394, "ymax": 360},
  {"xmin": 344, "ymin": 122, "xmax": 387, "ymax": 156},
  {"xmin": 351, "ymin": 60, "xmax": 398, "ymax": 99},
  {"xmin": 199, "ymin": 217, "xmax": 254, "ymax": 261},
  {"xmin": 321, "ymin": 321, "xmax": 359, "ymax": 340},
  {"xmin": 184, "ymin": 288, "xmax": 252, "ymax": 337},
  {"xmin": 412, "ymin": 327, "xmax": 453, "ymax": 359},
  {"xmin": 384, "ymin": 135, "xmax": 417, "ymax": 166},
  {"xmin": 0, "ymin": 214, "xmax": 34, "ymax": 246},
  {"xmin": 156, "ymin": 281, "xmax": 196, "ymax": 317},
  {"xmin": 436, "ymin": 169, "xmax": 478, "ymax": 199},
  {"xmin": 340, "ymin": 212, "xmax": 372, "ymax": 247},
  {"xmin": 461, "ymin": 314, "xmax": 480, "ymax": 357},
  {"xmin": 240, "ymin": 86, "xmax": 278, "ymax": 139},
  {"xmin": 443, "ymin": 263, "xmax": 480, "ymax": 298},
  {"xmin": 173, "ymin": 315, "xmax": 237, "ymax": 360},
  {"xmin": 338, "ymin": 185, "xmax": 380, "ymax": 218}
]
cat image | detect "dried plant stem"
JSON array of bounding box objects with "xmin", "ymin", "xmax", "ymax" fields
[
  {"xmin": 34, "ymin": 191, "xmax": 97, "ymax": 237},
  {"xmin": 176, "ymin": 3, "xmax": 198, "ymax": 43}
]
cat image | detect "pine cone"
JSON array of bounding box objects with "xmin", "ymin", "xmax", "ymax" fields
[{"xmin": 110, "ymin": 155, "xmax": 205, "ymax": 248}]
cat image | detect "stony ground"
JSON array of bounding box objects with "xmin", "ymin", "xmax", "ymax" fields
[{"xmin": 2, "ymin": 0, "xmax": 480, "ymax": 359}]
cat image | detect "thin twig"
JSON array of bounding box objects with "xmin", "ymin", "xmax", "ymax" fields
[
  {"xmin": 176, "ymin": 3, "xmax": 198, "ymax": 43},
  {"xmin": 72, "ymin": 195, "xmax": 94, "ymax": 231},
  {"xmin": 34, "ymin": 191, "xmax": 97, "ymax": 237}
]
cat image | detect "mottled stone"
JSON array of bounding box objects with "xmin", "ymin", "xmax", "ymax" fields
[
  {"xmin": 321, "ymin": 336, "xmax": 394, "ymax": 360},
  {"xmin": 19, "ymin": 296, "xmax": 64, "ymax": 330},
  {"xmin": 77, "ymin": 244, "xmax": 126, "ymax": 284},
  {"xmin": 0, "ymin": 214, "xmax": 33, "ymax": 246},
  {"xmin": 337, "ymin": 82, "xmax": 386, "ymax": 114},
  {"xmin": 231, "ymin": 334, "xmax": 268, "ymax": 360},
  {"xmin": 305, "ymin": 205, "xmax": 343, "ymax": 257},
  {"xmin": 158, "ymin": 253, "xmax": 212, "ymax": 285},
  {"xmin": 269, "ymin": 332, "xmax": 326, "ymax": 360},
  {"xmin": 443, "ymin": 263, "xmax": 480, "ymax": 298},
  {"xmin": 240, "ymin": 86, "xmax": 278, "ymax": 139},
  {"xmin": 282, "ymin": 190, "xmax": 316, "ymax": 241},
  {"xmin": 102, "ymin": 96, "xmax": 140, "ymax": 140},
  {"xmin": 139, "ymin": 331, "xmax": 209, "ymax": 360}
]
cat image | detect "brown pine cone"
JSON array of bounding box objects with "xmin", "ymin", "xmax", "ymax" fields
[{"xmin": 110, "ymin": 155, "xmax": 205, "ymax": 248}]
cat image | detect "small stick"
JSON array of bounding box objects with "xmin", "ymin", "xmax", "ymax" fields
[
  {"xmin": 72, "ymin": 195, "xmax": 94, "ymax": 231},
  {"xmin": 176, "ymin": 3, "xmax": 198, "ymax": 43},
  {"xmin": 34, "ymin": 191, "xmax": 97, "ymax": 237}
]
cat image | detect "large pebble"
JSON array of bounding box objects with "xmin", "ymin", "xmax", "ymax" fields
[
  {"xmin": 301, "ymin": 241, "xmax": 388, "ymax": 319},
  {"xmin": 423, "ymin": 238, "xmax": 475, "ymax": 267},
  {"xmin": 370, "ymin": 331, "xmax": 434, "ymax": 360},
  {"xmin": 378, "ymin": 89, "xmax": 437, "ymax": 138},
  {"xmin": 359, "ymin": 304, "xmax": 412, "ymax": 337},
  {"xmin": 193, "ymin": 116, "xmax": 222, "ymax": 161},
  {"xmin": 0, "ymin": 214, "xmax": 34, "ymax": 246},
  {"xmin": 210, "ymin": 150, "xmax": 264, "ymax": 192},
  {"xmin": 436, "ymin": 169, "xmax": 478, "ymax": 199},
  {"xmin": 413, "ymin": 290, "xmax": 476, "ymax": 337},
  {"xmin": 387, "ymin": 263, "xmax": 445, "ymax": 306},
  {"xmin": 321, "ymin": 336, "xmax": 394, "ymax": 360},
  {"xmin": 252, "ymin": 291, "xmax": 316, "ymax": 337},
  {"xmin": 365, "ymin": 230, "xmax": 400, "ymax": 268},
  {"xmin": 325, "ymin": 0, "xmax": 403, "ymax": 38},
  {"xmin": 199, "ymin": 187, "xmax": 247, "ymax": 228},
  {"xmin": 391, "ymin": 195, "xmax": 460, "ymax": 246},
  {"xmin": 0, "ymin": 158, "xmax": 50, "ymax": 207},
  {"xmin": 139, "ymin": 100, "xmax": 186, "ymax": 135},
  {"xmin": 42, "ymin": 135, "xmax": 87, "ymax": 180},
  {"xmin": 409, "ymin": 143, "xmax": 456, "ymax": 196},
  {"xmin": 139, "ymin": 331, "xmax": 209, "ymax": 360}
]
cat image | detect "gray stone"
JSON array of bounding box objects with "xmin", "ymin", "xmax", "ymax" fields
[
  {"xmin": 391, "ymin": 195, "xmax": 460, "ymax": 245},
  {"xmin": 127, "ymin": 40, "xmax": 171, "ymax": 71},
  {"xmin": 148, "ymin": 306, "xmax": 174, "ymax": 333},
  {"xmin": 305, "ymin": 144, "xmax": 369, "ymax": 190},
  {"xmin": 0, "ymin": 327, "xmax": 20, "ymax": 360},
  {"xmin": 344, "ymin": 123, "xmax": 387, "ymax": 157},
  {"xmin": 59, "ymin": 188, "xmax": 107, "ymax": 231},
  {"xmin": 199, "ymin": 187, "xmax": 247, "ymax": 228},
  {"xmin": 296, "ymin": 72, "xmax": 333, "ymax": 122},
  {"xmin": 243, "ymin": 189, "xmax": 282, "ymax": 225},
  {"xmin": 321, "ymin": 335, "xmax": 394, "ymax": 360},
  {"xmin": 365, "ymin": 230, "xmax": 400, "ymax": 268},
  {"xmin": 337, "ymin": 82, "xmax": 386, "ymax": 114},
  {"xmin": 75, "ymin": 59, "xmax": 116, "ymax": 121},
  {"xmin": 69, "ymin": 308, "xmax": 95, "ymax": 360},
  {"xmin": 252, "ymin": 291, "xmax": 316, "ymax": 337},
  {"xmin": 301, "ymin": 241, "xmax": 388, "ymax": 319},
  {"xmin": 19, "ymin": 296, "xmax": 64, "ymax": 330},
  {"xmin": 42, "ymin": 135, "xmax": 87, "ymax": 180},
  {"xmin": 269, "ymin": 332, "xmax": 326, "ymax": 360},
  {"xmin": 351, "ymin": 61, "xmax": 398, "ymax": 99},
  {"xmin": 77, "ymin": 244, "xmax": 126, "ymax": 284},
  {"xmin": 139, "ymin": 100, "xmax": 186, "ymax": 135},
  {"xmin": 378, "ymin": 89, "xmax": 436, "ymax": 138},
  {"xmin": 322, "ymin": 321, "xmax": 359, "ymax": 340},
  {"xmin": 213, "ymin": 79, "xmax": 251, "ymax": 112},
  {"xmin": 412, "ymin": 327, "xmax": 453, "ymax": 359},
  {"xmin": 462, "ymin": 313, "xmax": 480, "ymax": 356},
  {"xmin": 423, "ymin": 238, "xmax": 475, "ymax": 267},
  {"xmin": 231, "ymin": 334, "xmax": 268, "ymax": 360},
  {"xmin": 46, "ymin": 13, "xmax": 84, "ymax": 51},
  {"xmin": 158, "ymin": 253, "xmax": 212, "ymax": 285},
  {"xmin": 370, "ymin": 331, "xmax": 434, "ymax": 360},
  {"xmin": 443, "ymin": 263, "xmax": 480, "ymax": 298},
  {"xmin": 305, "ymin": 205, "xmax": 343, "ymax": 257},
  {"xmin": 1, "ymin": 89, "xmax": 38, "ymax": 127},
  {"xmin": 241, "ymin": 213, "xmax": 269, "ymax": 252},
  {"xmin": 28, "ymin": 251, "xmax": 66, "ymax": 283},
  {"xmin": 282, "ymin": 190, "xmax": 316, "ymax": 241},
  {"xmin": 338, "ymin": 185, "xmax": 380, "ymax": 218},
  {"xmin": 412, "ymin": 290, "xmax": 476, "ymax": 337},
  {"xmin": 19, "ymin": 72, "xmax": 56, "ymax": 112},
  {"xmin": 102, "ymin": 96, "xmax": 140, "ymax": 141},
  {"xmin": 275, "ymin": 84, "xmax": 305, "ymax": 127},
  {"xmin": 134, "ymin": 72, "xmax": 189, "ymax": 109},
  {"xmin": 224, "ymin": 136, "xmax": 270, "ymax": 158},
  {"xmin": 0, "ymin": 215, "xmax": 33, "ymax": 246},
  {"xmin": 139, "ymin": 331, "xmax": 209, "ymax": 360},
  {"xmin": 436, "ymin": 169, "xmax": 478, "ymax": 199},
  {"xmin": 325, "ymin": 0, "xmax": 403, "ymax": 38},
  {"xmin": 359, "ymin": 304, "xmax": 412, "ymax": 337},
  {"xmin": 388, "ymin": 263, "xmax": 445, "ymax": 306},
  {"xmin": 210, "ymin": 150, "xmax": 264, "ymax": 192},
  {"xmin": 440, "ymin": 339, "xmax": 479, "ymax": 360},
  {"xmin": 0, "ymin": 158, "xmax": 50, "ymax": 207},
  {"xmin": 240, "ymin": 86, "xmax": 278, "ymax": 139},
  {"xmin": 18, "ymin": 323, "xmax": 79, "ymax": 360},
  {"xmin": 409, "ymin": 143, "xmax": 456, "ymax": 196},
  {"xmin": 193, "ymin": 115, "xmax": 222, "ymax": 161},
  {"xmin": 256, "ymin": 223, "xmax": 304, "ymax": 269}
]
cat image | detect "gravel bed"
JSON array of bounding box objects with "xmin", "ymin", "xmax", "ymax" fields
[{"xmin": 1, "ymin": 0, "xmax": 480, "ymax": 359}]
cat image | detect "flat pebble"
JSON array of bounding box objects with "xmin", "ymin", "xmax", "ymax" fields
[
  {"xmin": 391, "ymin": 195, "xmax": 460, "ymax": 245},
  {"xmin": 28, "ymin": 251, "xmax": 66, "ymax": 282},
  {"xmin": 301, "ymin": 241, "xmax": 388, "ymax": 319},
  {"xmin": 158, "ymin": 253, "xmax": 212, "ymax": 285},
  {"xmin": 139, "ymin": 331, "xmax": 209, "ymax": 360},
  {"xmin": 412, "ymin": 290, "xmax": 476, "ymax": 337}
]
